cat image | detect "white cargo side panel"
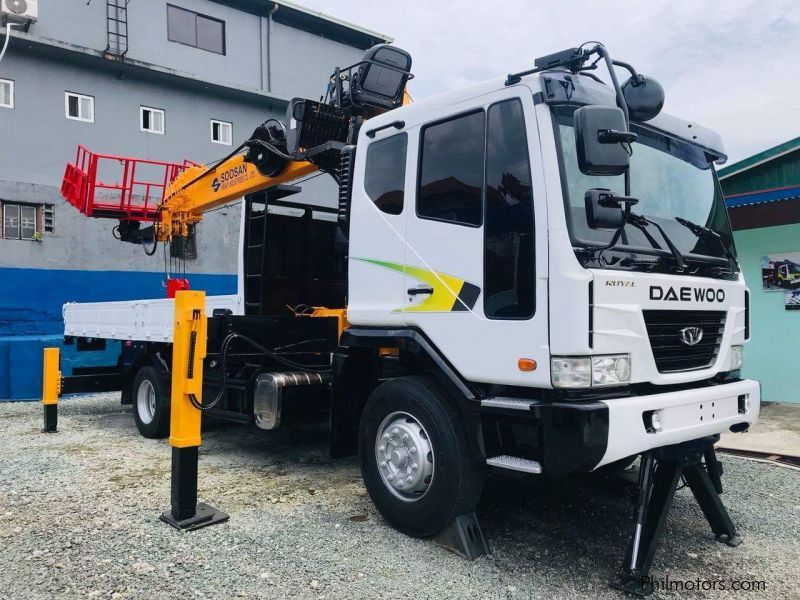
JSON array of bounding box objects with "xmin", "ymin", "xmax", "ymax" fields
[{"xmin": 63, "ymin": 294, "xmax": 242, "ymax": 342}]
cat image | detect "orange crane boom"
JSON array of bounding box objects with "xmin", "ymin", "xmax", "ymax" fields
[{"xmin": 156, "ymin": 154, "xmax": 318, "ymax": 241}]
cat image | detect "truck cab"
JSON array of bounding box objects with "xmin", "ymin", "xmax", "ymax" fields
[{"xmin": 345, "ymin": 67, "xmax": 758, "ymax": 481}]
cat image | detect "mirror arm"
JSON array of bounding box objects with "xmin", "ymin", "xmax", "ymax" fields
[
  {"xmin": 590, "ymin": 44, "xmax": 630, "ymax": 128},
  {"xmin": 625, "ymin": 169, "xmax": 631, "ymax": 199},
  {"xmin": 584, "ymin": 200, "xmax": 636, "ymax": 254},
  {"xmin": 611, "ymin": 59, "xmax": 642, "ymax": 83}
]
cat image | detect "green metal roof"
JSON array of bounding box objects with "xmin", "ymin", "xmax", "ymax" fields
[{"xmin": 718, "ymin": 136, "xmax": 800, "ymax": 180}]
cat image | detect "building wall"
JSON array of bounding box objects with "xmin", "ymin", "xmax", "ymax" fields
[
  {"xmin": 0, "ymin": 1, "xmax": 378, "ymax": 399},
  {"xmin": 17, "ymin": 1, "xmax": 368, "ymax": 97},
  {"xmin": 734, "ymin": 223, "xmax": 800, "ymax": 403},
  {"xmin": 0, "ymin": 3, "xmax": 355, "ymax": 276},
  {"xmin": 0, "ymin": 51, "xmax": 287, "ymax": 188},
  {"xmin": 269, "ymin": 19, "xmax": 362, "ymax": 99}
]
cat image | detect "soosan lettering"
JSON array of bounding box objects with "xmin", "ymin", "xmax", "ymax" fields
[{"xmin": 220, "ymin": 165, "xmax": 248, "ymax": 182}]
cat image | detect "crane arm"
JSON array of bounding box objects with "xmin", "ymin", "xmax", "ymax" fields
[
  {"xmin": 66, "ymin": 44, "xmax": 414, "ymax": 244},
  {"xmin": 155, "ymin": 152, "xmax": 318, "ymax": 241}
]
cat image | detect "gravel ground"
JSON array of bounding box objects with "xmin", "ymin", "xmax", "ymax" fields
[{"xmin": 1, "ymin": 393, "xmax": 798, "ymax": 599}]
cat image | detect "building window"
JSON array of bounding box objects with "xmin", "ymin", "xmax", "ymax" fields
[
  {"xmin": 167, "ymin": 5, "xmax": 226, "ymax": 55},
  {"xmin": 140, "ymin": 106, "xmax": 165, "ymax": 134},
  {"xmin": 210, "ymin": 119, "xmax": 232, "ymax": 145},
  {"xmin": 65, "ymin": 92, "xmax": 95, "ymax": 123},
  {"xmin": 2, "ymin": 203, "xmax": 38, "ymax": 240},
  {"xmin": 365, "ymin": 133, "xmax": 407, "ymax": 215},
  {"xmin": 0, "ymin": 79, "xmax": 13, "ymax": 109},
  {"xmin": 418, "ymin": 110, "xmax": 485, "ymax": 227},
  {"xmin": 43, "ymin": 204, "xmax": 55, "ymax": 233}
]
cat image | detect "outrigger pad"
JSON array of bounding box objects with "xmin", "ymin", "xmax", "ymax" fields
[
  {"xmin": 716, "ymin": 533, "xmax": 743, "ymax": 547},
  {"xmin": 432, "ymin": 512, "xmax": 490, "ymax": 560},
  {"xmin": 160, "ymin": 502, "xmax": 229, "ymax": 532}
]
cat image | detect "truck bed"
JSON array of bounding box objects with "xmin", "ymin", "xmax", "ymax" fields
[{"xmin": 63, "ymin": 295, "xmax": 242, "ymax": 343}]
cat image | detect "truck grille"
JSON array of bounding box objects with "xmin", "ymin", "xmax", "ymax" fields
[{"xmin": 643, "ymin": 310, "xmax": 726, "ymax": 373}]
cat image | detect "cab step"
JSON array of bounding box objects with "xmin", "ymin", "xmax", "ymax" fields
[
  {"xmin": 480, "ymin": 397, "xmax": 535, "ymax": 411},
  {"xmin": 486, "ymin": 455, "xmax": 542, "ymax": 474}
]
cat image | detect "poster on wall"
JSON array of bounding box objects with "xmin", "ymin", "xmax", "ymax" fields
[
  {"xmin": 762, "ymin": 253, "xmax": 800, "ymax": 291},
  {"xmin": 786, "ymin": 290, "xmax": 800, "ymax": 311}
]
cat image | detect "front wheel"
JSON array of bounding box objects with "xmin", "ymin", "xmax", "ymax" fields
[
  {"xmin": 132, "ymin": 365, "xmax": 170, "ymax": 439},
  {"xmin": 359, "ymin": 375, "xmax": 483, "ymax": 538}
]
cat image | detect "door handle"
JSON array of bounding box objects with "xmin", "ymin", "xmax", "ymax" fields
[{"xmin": 407, "ymin": 286, "xmax": 434, "ymax": 296}]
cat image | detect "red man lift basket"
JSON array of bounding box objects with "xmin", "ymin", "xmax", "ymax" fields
[{"xmin": 61, "ymin": 145, "xmax": 196, "ymax": 222}]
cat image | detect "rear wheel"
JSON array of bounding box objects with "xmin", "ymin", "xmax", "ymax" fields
[
  {"xmin": 132, "ymin": 366, "xmax": 170, "ymax": 439},
  {"xmin": 359, "ymin": 375, "xmax": 483, "ymax": 538}
]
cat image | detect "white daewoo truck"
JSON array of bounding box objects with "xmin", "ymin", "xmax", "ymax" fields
[{"xmin": 59, "ymin": 43, "xmax": 759, "ymax": 593}]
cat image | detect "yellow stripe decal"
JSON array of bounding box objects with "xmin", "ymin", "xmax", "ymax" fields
[{"xmin": 354, "ymin": 258, "xmax": 480, "ymax": 313}]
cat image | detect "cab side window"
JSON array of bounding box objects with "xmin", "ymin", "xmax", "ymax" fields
[
  {"xmin": 484, "ymin": 99, "xmax": 535, "ymax": 319},
  {"xmin": 417, "ymin": 111, "xmax": 485, "ymax": 226},
  {"xmin": 365, "ymin": 133, "xmax": 407, "ymax": 215}
]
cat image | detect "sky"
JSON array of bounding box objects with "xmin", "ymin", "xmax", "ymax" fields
[{"xmin": 295, "ymin": 0, "xmax": 800, "ymax": 164}]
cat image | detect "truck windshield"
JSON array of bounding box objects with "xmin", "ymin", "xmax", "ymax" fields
[{"xmin": 554, "ymin": 107, "xmax": 737, "ymax": 278}]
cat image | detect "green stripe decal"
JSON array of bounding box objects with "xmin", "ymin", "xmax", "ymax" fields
[{"xmin": 354, "ymin": 258, "xmax": 480, "ymax": 313}]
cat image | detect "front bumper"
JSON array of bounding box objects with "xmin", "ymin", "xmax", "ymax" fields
[
  {"xmin": 598, "ymin": 378, "xmax": 760, "ymax": 468},
  {"xmin": 481, "ymin": 379, "xmax": 760, "ymax": 477}
]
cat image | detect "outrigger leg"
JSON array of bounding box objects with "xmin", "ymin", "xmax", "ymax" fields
[{"xmin": 611, "ymin": 436, "xmax": 741, "ymax": 596}]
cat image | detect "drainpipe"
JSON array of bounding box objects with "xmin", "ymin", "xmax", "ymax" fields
[
  {"xmin": 259, "ymin": 15, "xmax": 265, "ymax": 90},
  {"xmin": 266, "ymin": 3, "xmax": 279, "ymax": 93}
]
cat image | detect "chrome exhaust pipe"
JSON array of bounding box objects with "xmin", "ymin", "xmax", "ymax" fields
[{"xmin": 253, "ymin": 371, "xmax": 330, "ymax": 430}]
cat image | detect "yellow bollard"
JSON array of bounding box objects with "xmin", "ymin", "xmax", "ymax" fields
[
  {"xmin": 169, "ymin": 290, "xmax": 206, "ymax": 450},
  {"xmin": 160, "ymin": 290, "xmax": 228, "ymax": 531},
  {"xmin": 42, "ymin": 348, "xmax": 61, "ymax": 433}
]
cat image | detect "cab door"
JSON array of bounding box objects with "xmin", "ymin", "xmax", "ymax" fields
[
  {"xmin": 402, "ymin": 90, "xmax": 550, "ymax": 387},
  {"xmin": 347, "ymin": 130, "xmax": 410, "ymax": 325}
]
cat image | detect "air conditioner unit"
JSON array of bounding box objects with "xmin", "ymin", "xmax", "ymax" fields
[{"xmin": 1, "ymin": 0, "xmax": 38, "ymax": 27}]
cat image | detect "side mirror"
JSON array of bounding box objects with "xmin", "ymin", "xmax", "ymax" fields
[
  {"xmin": 622, "ymin": 75, "xmax": 665, "ymax": 122},
  {"xmin": 574, "ymin": 106, "xmax": 634, "ymax": 176},
  {"xmin": 585, "ymin": 188, "xmax": 638, "ymax": 230}
]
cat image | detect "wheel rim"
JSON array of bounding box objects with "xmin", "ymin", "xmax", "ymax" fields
[
  {"xmin": 375, "ymin": 411, "xmax": 434, "ymax": 502},
  {"xmin": 137, "ymin": 380, "xmax": 157, "ymax": 425}
]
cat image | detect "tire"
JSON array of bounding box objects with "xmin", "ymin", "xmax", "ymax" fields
[
  {"xmin": 359, "ymin": 375, "xmax": 483, "ymax": 538},
  {"xmin": 132, "ymin": 365, "xmax": 170, "ymax": 439}
]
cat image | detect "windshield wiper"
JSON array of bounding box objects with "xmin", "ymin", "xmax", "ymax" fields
[
  {"xmin": 628, "ymin": 213, "xmax": 687, "ymax": 270},
  {"xmin": 674, "ymin": 217, "xmax": 739, "ymax": 273}
]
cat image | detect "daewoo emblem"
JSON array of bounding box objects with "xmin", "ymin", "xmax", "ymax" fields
[{"xmin": 680, "ymin": 327, "xmax": 703, "ymax": 346}]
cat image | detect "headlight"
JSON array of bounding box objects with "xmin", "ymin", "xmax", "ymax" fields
[
  {"xmin": 730, "ymin": 345, "xmax": 744, "ymax": 370},
  {"xmin": 591, "ymin": 355, "xmax": 632, "ymax": 387},
  {"xmin": 551, "ymin": 357, "xmax": 591, "ymax": 388},
  {"xmin": 551, "ymin": 354, "xmax": 631, "ymax": 389}
]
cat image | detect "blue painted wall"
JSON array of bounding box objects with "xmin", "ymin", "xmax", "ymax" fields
[
  {"xmin": 0, "ymin": 334, "xmax": 123, "ymax": 401},
  {"xmin": 734, "ymin": 223, "xmax": 800, "ymax": 403},
  {"xmin": 0, "ymin": 267, "xmax": 236, "ymax": 400},
  {"xmin": 0, "ymin": 267, "xmax": 236, "ymax": 336}
]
